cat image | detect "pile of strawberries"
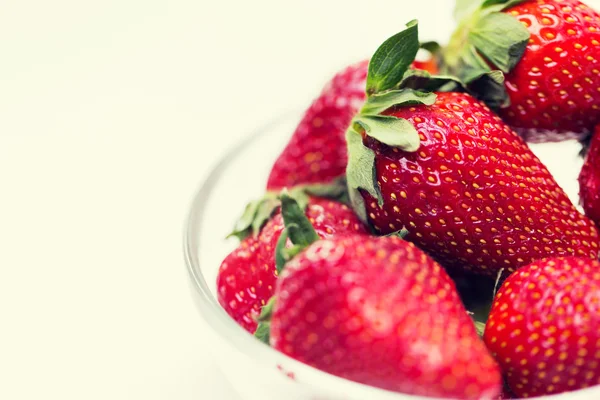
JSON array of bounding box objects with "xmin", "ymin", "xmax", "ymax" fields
[{"xmin": 215, "ymin": 1, "xmax": 600, "ymax": 398}]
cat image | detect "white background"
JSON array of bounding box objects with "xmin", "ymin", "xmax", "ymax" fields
[{"xmin": 0, "ymin": 1, "xmax": 596, "ymax": 399}]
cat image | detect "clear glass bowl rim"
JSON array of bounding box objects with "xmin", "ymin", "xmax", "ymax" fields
[{"xmin": 183, "ymin": 114, "xmax": 600, "ymax": 400}]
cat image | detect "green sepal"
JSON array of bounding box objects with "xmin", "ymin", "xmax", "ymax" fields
[
  {"xmin": 454, "ymin": 0, "xmax": 529, "ymax": 22},
  {"xmin": 467, "ymin": 70, "xmax": 509, "ymax": 109},
  {"xmin": 274, "ymin": 229, "xmax": 289, "ymax": 274},
  {"xmin": 228, "ymin": 193, "xmax": 279, "ymax": 240},
  {"xmin": 473, "ymin": 320, "xmax": 486, "ymax": 337},
  {"xmin": 366, "ymin": 20, "xmax": 420, "ymax": 95},
  {"xmin": 228, "ymin": 178, "xmax": 350, "ymax": 241},
  {"xmin": 454, "ymin": 0, "xmax": 482, "ymax": 21},
  {"xmin": 254, "ymin": 321, "xmax": 270, "ymax": 344},
  {"xmin": 353, "ymin": 115, "xmax": 420, "ymax": 153},
  {"xmin": 469, "ymin": 12, "xmax": 529, "ymax": 73},
  {"xmin": 445, "ymin": 0, "xmax": 530, "ymax": 109},
  {"xmin": 274, "ymin": 227, "xmax": 312, "ymax": 275},
  {"xmin": 419, "ymin": 41, "xmax": 441, "ymax": 57},
  {"xmin": 280, "ymin": 192, "xmax": 320, "ymax": 247},
  {"xmin": 293, "ymin": 176, "xmax": 350, "ymax": 206},
  {"xmin": 399, "ymin": 69, "xmax": 465, "ymax": 93},
  {"xmin": 360, "ymin": 89, "xmax": 436, "ymax": 116},
  {"xmin": 254, "ymin": 296, "xmax": 276, "ymax": 344},
  {"xmin": 272, "ymin": 193, "xmax": 320, "ymax": 279},
  {"xmin": 346, "ymin": 128, "xmax": 381, "ymax": 224},
  {"xmin": 481, "ymin": 0, "xmax": 529, "ymax": 12},
  {"xmin": 386, "ymin": 227, "xmax": 409, "ymax": 239}
]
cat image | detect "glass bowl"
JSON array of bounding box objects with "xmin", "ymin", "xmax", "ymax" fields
[{"xmin": 184, "ymin": 112, "xmax": 600, "ymax": 400}]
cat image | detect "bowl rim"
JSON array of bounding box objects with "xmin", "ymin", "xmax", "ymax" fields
[{"xmin": 183, "ymin": 114, "xmax": 600, "ymax": 400}]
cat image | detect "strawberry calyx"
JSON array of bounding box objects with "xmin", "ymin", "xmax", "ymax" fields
[
  {"xmin": 228, "ymin": 177, "xmax": 348, "ymax": 240},
  {"xmin": 443, "ymin": 0, "xmax": 530, "ymax": 107},
  {"xmin": 254, "ymin": 192, "xmax": 320, "ymax": 344},
  {"xmin": 346, "ymin": 20, "xmax": 494, "ymax": 224}
]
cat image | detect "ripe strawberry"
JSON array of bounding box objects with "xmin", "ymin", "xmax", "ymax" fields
[
  {"xmin": 267, "ymin": 57, "xmax": 439, "ymax": 190},
  {"xmin": 266, "ymin": 61, "xmax": 368, "ymax": 190},
  {"xmin": 269, "ymin": 234, "xmax": 502, "ymax": 399},
  {"xmin": 358, "ymin": 91, "xmax": 600, "ymax": 275},
  {"xmin": 217, "ymin": 196, "xmax": 366, "ymax": 333},
  {"xmin": 484, "ymin": 257, "xmax": 600, "ymax": 397},
  {"xmin": 445, "ymin": 0, "xmax": 600, "ymax": 141},
  {"xmin": 579, "ymin": 124, "xmax": 600, "ymax": 227},
  {"xmin": 345, "ymin": 20, "xmax": 600, "ymax": 276}
]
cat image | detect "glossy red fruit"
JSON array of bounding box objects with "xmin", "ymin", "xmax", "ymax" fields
[
  {"xmin": 361, "ymin": 92, "xmax": 600, "ymax": 275},
  {"xmin": 266, "ymin": 59, "xmax": 439, "ymax": 190},
  {"xmin": 266, "ymin": 61, "xmax": 369, "ymax": 190},
  {"xmin": 579, "ymin": 124, "xmax": 600, "ymax": 227},
  {"xmin": 217, "ymin": 197, "xmax": 366, "ymax": 333},
  {"xmin": 270, "ymin": 235, "xmax": 502, "ymax": 399},
  {"xmin": 498, "ymin": 0, "xmax": 600, "ymax": 141},
  {"xmin": 484, "ymin": 257, "xmax": 600, "ymax": 398}
]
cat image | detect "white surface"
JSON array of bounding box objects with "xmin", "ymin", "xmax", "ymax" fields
[{"xmin": 1, "ymin": 1, "xmax": 598, "ymax": 399}]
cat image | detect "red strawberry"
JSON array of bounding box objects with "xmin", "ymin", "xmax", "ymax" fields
[
  {"xmin": 269, "ymin": 234, "xmax": 502, "ymax": 399},
  {"xmin": 484, "ymin": 257, "xmax": 600, "ymax": 397},
  {"xmin": 217, "ymin": 196, "xmax": 366, "ymax": 333},
  {"xmin": 445, "ymin": 0, "xmax": 600, "ymax": 142},
  {"xmin": 357, "ymin": 91, "xmax": 600, "ymax": 275},
  {"xmin": 267, "ymin": 57, "xmax": 439, "ymax": 190},
  {"xmin": 266, "ymin": 61, "xmax": 368, "ymax": 190},
  {"xmin": 579, "ymin": 124, "xmax": 600, "ymax": 227},
  {"xmin": 344, "ymin": 21, "xmax": 600, "ymax": 275}
]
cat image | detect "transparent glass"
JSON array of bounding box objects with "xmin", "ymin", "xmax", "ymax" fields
[{"xmin": 184, "ymin": 112, "xmax": 599, "ymax": 400}]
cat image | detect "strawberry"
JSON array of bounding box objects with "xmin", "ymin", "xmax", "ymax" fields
[
  {"xmin": 268, "ymin": 234, "xmax": 502, "ymax": 399},
  {"xmin": 346, "ymin": 21, "xmax": 600, "ymax": 276},
  {"xmin": 445, "ymin": 0, "xmax": 600, "ymax": 142},
  {"xmin": 266, "ymin": 61, "xmax": 368, "ymax": 190},
  {"xmin": 267, "ymin": 56, "xmax": 439, "ymax": 190},
  {"xmin": 484, "ymin": 256, "xmax": 600, "ymax": 397},
  {"xmin": 579, "ymin": 124, "xmax": 600, "ymax": 227},
  {"xmin": 217, "ymin": 195, "xmax": 366, "ymax": 333}
]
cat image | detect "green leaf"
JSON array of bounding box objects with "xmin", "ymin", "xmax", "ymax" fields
[
  {"xmin": 294, "ymin": 177, "xmax": 349, "ymax": 205},
  {"xmin": 346, "ymin": 128, "xmax": 380, "ymax": 223},
  {"xmin": 387, "ymin": 227, "xmax": 409, "ymax": 239},
  {"xmin": 287, "ymin": 187, "xmax": 310, "ymax": 211},
  {"xmin": 254, "ymin": 321, "xmax": 270, "ymax": 344},
  {"xmin": 258, "ymin": 296, "xmax": 276, "ymax": 322},
  {"xmin": 251, "ymin": 197, "xmax": 280, "ymax": 237},
  {"xmin": 467, "ymin": 69, "xmax": 509, "ymax": 109},
  {"xmin": 469, "ymin": 12, "xmax": 529, "ymax": 73},
  {"xmin": 228, "ymin": 193, "xmax": 280, "ymax": 240},
  {"xmin": 274, "ymin": 229, "xmax": 289, "ymax": 274},
  {"xmin": 366, "ymin": 20, "xmax": 420, "ymax": 95},
  {"xmin": 454, "ymin": 0, "xmax": 483, "ymax": 21},
  {"xmin": 227, "ymin": 199, "xmax": 261, "ymax": 240},
  {"xmin": 360, "ymin": 89, "xmax": 436, "ymax": 115},
  {"xmin": 481, "ymin": 0, "xmax": 528, "ymax": 11},
  {"xmin": 354, "ymin": 115, "xmax": 420, "ymax": 152},
  {"xmin": 254, "ymin": 296, "xmax": 276, "ymax": 344},
  {"xmin": 280, "ymin": 192, "xmax": 319, "ymax": 247},
  {"xmin": 282, "ymin": 244, "xmax": 305, "ymax": 262},
  {"xmin": 399, "ymin": 69, "xmax": 466, "ymax": 93},
  {"xmin": 419, "ymin": 41, "xmax": 441, "ymax": 56},
  {"xmin": 458, "ymin": 45, "xmax": 494, "ymax": 83},
  {"xmin": 473, "ymin": 320, "xmax": 486, "ymax": 337}
]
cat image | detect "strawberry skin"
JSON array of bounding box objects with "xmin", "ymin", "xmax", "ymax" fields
[
  {"xmin": 266, "ymin": 61, "xmax": 368, "ymax": 190},
  {"xmin": 484, "ymin": 257, "xmax": 600, "ymax": 397},
  {"xmin": 270, "ymin": 234, "xmax": 501, "ymax": 399},
  {"xmin": 579, "ymin": 124, "xmax": 600, "ymax": 227},
  {"xmin": 266, "ymin": 59, "xmax": 439, "ymax": 190},
  {"xmin": 499, "ymin": 0, "xmax": 600, "ymax": 141},
  {"xmin": 217, "ymin": 197, "xmax": 366, "ymax": 333},
  {"xmin": 361, "ymin": 92, "xmax": 600, "ymax": 275}
]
